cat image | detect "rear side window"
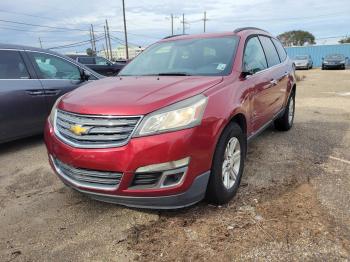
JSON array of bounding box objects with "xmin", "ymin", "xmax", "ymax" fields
[
  {"xmin": 258, "ymin": 36, "xmax": 280, "ymax": 67},
  {"xmin": 78, "ymin": 57, "xmax": 96, "ymax": 64},
  {"xmin": 271, "ymin": 38, "xmax": 287, "ymax": 61},
  {"xmin": 0, "ymin": 50, "xmax": 30, "ymax": 79},
  {"xmin": 243, "ymin": 37, "xmax": 267, "ymax": 74}
]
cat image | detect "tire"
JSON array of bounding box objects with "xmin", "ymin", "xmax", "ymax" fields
[
  {"xmin": 206, "ymin": 122, "xmax": 246, "ymax": 205},
  {"xmin": 274, "ymin": 91, "xmax": 295, "ymax": 131}
]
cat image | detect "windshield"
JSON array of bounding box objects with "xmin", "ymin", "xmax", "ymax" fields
[
  {"xmin": 325, "ymin": 54, "xmax": 344, "ymax": 60},
  {"xmin": 119, "ymin": 36, "xmax": 239, "ymax": 76},
  {"xmin": 295, "ymin": 55, "xmax": 308, "ymax": 60}
]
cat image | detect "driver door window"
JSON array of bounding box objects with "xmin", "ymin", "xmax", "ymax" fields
[
  {"xmin": 243, "ymin": 37, "xmax": 267, "ymax": 74},
  {"xmin": 29, "ymin": 52, "xmax": 81, "ymax": 80}
]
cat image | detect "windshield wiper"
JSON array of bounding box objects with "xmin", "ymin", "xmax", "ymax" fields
[{"xmin": 157, "ymin": 72, "xmax": 192, "ymax": 76}]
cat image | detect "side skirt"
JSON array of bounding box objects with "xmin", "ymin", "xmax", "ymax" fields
[{"xmin": 247, "ymin": 108, "xmax": 285, "ymax": 143}]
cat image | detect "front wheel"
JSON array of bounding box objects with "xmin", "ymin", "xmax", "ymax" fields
[
  {"xmin": 206, "ymin": 122, "xmax": 246, "ymax": 205},
  {"xmin": 274, "ymin": 92, "xmax": 295, "ymax": 131}
]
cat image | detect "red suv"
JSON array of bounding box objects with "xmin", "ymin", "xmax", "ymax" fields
[{"xmin": 45, "ymin": 27, "xmax": 296, "ymax": 209}]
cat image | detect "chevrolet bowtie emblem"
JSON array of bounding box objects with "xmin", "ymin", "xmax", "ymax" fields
[{"xmin": 69, "ymin": 125, "xmax": 88, "ymax": 136}]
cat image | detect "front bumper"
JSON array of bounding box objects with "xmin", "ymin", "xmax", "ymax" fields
[
  {"xmin": 322, "ymin": 63, "xmax": 345, "ymax": 69},
  {"xmin": 62, "ymin": 171, "xmax": 210, "ymax": 209},
  {"xmin": 45, "ymin": 119, "xmax": 216, "ymax": 208},
  {"xmin": 295, "ymin": 64, "xmax": 309, "ymax": 69}
]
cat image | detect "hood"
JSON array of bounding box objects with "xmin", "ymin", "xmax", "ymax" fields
[{"xmin": 60, "ymin": 76, "xmax": 223, "ymax": 115}]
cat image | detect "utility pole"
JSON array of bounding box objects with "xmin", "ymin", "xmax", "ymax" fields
[
  {"xmin": 203, "ymin": 11, "xmax": 208, "ymax": 33},
  {"xmin": 102, "ymin": 44, "xmax": 107, "ymax": 59},
  {"xmin": 91, "ymin": 24, "xmax": 96, "ymax": 54},
  {"xmin": 104, "ymin": 25, "xmax": 110, "ymax": 60},
  {"xmin": 38, "ymin": 37, "xmax": 42, "ymax": 48},
  {"xmin": 181, "ymin": 13, "xmax": 185, "ymax": 34},
  {"xmin": 105, "ymin": 19, "xmax": 113, "ymax": 61},
  {"xmin": 171, "ymin": 13, "xmax": 174, "ymax": 35},
  {"xmin": 89, "ymin": 29, "xmax": 94, "ymax": 52},
  {"xmin": 122, "ymin": 0, "xmax": 129, "ymax": 60}
]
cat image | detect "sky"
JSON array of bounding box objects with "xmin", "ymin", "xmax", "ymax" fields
[{"xmin": 0, "ymin": 0, "xmax": 349, "ymax": 54}]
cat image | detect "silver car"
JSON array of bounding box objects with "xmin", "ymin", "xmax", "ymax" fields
[
  {"xmin": 0, "ymin": 44, "xmax": 103, "ymax": 143},
  {"xmin": 293, "ymin": 55, "xmax": 313, "ymax": 70}
]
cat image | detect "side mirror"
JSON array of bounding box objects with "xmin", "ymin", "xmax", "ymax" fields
[
  {"xmin": 81, "ymin": 69, "xmax": 91, "ymax": 81},
  {"xmin": 241, "ymin": 70, "xmax": 253, "ymax": 78},
  {"xmin": 322, "ymin": 57, "xmax": 324, "ymax": 60}
]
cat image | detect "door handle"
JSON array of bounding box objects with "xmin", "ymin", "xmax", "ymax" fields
[
  {"xmin": 26, "ymin": 90, "xmax": 45, "ymax": 96},
  {"xmin": 270, "ymin": 79, "xmax": 278, "ymax": 86},
  {"xmin": 44, "ymin": 89, "xmax": 61, "ymax": 96}
]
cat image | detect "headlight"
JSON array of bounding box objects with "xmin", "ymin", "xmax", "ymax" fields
[
  {"xmin": 323, "ymin": 61, "xmax": 329, "ymax": 64},
  {"xmin": 340, "ymin": 60, "xmax": 346, "ymax": 64},
  {"xmin": 133, "ymin": 94, "xmax": 208, "ymax": 137},
  {"xmin": 49, "ymin": 96, "xmax": 64, "ymax": 125}
]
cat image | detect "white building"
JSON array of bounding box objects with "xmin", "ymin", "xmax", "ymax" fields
[{"xmin": 99, "ymin": 45, "xmax": 145, "ymax": 60}]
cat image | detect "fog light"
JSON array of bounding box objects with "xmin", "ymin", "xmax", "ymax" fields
[
  {"xmin": 131, "ymin": 158, "xmax": 190, "ymax": 189},
  {"xmin": 162, "ymin": 172, "xmax": 184, "ymax": 187}
]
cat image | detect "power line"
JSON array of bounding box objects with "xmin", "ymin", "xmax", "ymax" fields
[
  {"xmin": 0, "ymin": 9, "xmax": 52, "ymax": 20},
  {"xmin": 0, "ymin": 18, "xmax": 160, "ymax": 40},
  {"xmin": 48, "ymin": 35, "xmax": 104, "ymax": 49},
  {"xmin": 0, "ymin": 19, "xmax": 89, "ymax": 32},
  {"xmin": 0, "ymin": 25, "xmax": 80, "ymax": 33}
]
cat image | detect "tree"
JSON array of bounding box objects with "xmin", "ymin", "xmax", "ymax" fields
[
  {"xmin": 339, "ymin": 37, "xmax": 350, "ymax": 44},
  {"xmin": 277, "ymin": 30, "xmax": 315, "ymax": 47},
  {"xmin": 86, "ymin": 48, "xmax": 96, "ymax": 56}
]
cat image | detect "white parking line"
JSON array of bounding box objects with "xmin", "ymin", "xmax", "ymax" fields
[
  {"xmin": 329, "ymin": 156, "xmax": 350, "ymax": 165},
  {"xmin": 321, "ymin": 91, "xmax": 350, "ymax": 96}
]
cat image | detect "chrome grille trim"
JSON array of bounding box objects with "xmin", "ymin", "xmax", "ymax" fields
[
  {"xmin": 54, "ymin": 109, "xmax": 143, "ymax": 148},
  {"xmin": 51, "ymin": 156, "xmax": 122, "ymax": 190}
]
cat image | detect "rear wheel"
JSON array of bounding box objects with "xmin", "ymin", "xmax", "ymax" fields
[
  {"xmin": 274, "ymin": 92, "xmax": 295, "ymax": 131},
  {"xmin": 206, "ymin": 122, "xmax": 246, "ymax": 205}
]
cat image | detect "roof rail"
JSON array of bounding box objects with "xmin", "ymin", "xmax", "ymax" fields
[
  {"xmin": 234, "ymin": 27, "xmax": 268, "ymax": 33},
  {"xmin": 163, "ymin": 34, "xmax": 187, "ymax": 39}
]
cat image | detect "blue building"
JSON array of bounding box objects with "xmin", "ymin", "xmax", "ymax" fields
[{"xmin": 285, "ymin": 44, "xmax": 350, "ymax": 67}]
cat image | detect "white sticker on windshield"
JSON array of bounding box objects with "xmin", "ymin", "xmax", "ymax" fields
[{"xmin": 216, "ymin": 63, "xmax": 226, "ymax": 71}]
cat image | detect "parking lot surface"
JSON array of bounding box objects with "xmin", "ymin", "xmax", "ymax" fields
[{"xmin": 1, "ymin": 69, "xmax": 349, "ymax": 261}]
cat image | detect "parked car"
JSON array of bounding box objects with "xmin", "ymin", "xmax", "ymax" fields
[
  {"xmin": 67, "ymin": 55, "xmax": 125, "ymax": 76},
  {"xmin": 322, "ymin": 54, "xmax": 348, "ymax": 70},
  {"xmin": 0, "ymin": 44, "xmax": 103, "ymax": 144},
  {"xmin": 293, "ymin": 54, "xmax": 313, "ymax": 70},
  {"xmin": 45, "ymin": 27, "xmax": 296, "ymax": 209}
]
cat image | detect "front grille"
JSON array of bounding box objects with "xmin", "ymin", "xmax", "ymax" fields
[
  {"xmin": 131, "ymin": 172, "xmax": 162, "ymax": 188},
  {"xmin": 52, "ymin": 157, "xmax": 122, "ymax": 189},
  {"xmin": 55, "ymin": 109, "xmax": 141, "ymax": 148}
]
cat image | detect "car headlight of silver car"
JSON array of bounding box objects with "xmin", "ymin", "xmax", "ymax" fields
[
  {"xmin": 133, "ymin": 94, "xmax": 208, "ymax": 137},
  {"xmin": 340, "ymin": 60, "xmax": 346, "ymax": 64}
]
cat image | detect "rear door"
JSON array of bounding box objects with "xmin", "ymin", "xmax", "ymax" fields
[
  {"xmin": 0, "ymin": 49, "xmax": 47, "ymax": 142},
  {"xmin": 258, "ymin": 36, "xmax": 286, "ymax": 115},
  {"xmin": 27, "ymin": 51, "xmax": 88, "ymax": 113}
]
